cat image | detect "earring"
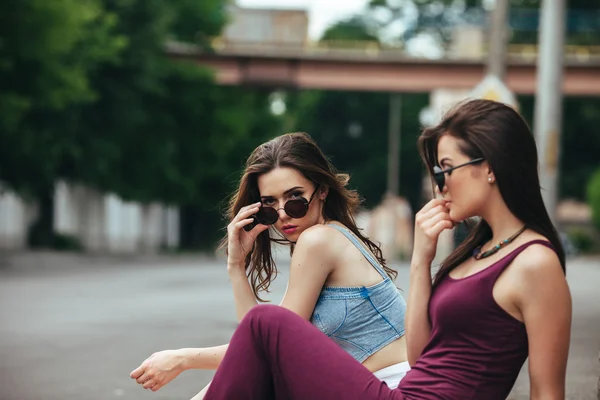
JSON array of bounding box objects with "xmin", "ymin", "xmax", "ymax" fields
[{"xmin": 488, "ymin": 177, "xmax": 493, "ymax": 183}]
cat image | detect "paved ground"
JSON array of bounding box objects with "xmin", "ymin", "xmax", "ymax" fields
[{"xmin": 0, "ymin": 251, "xmax": 598, "ymax": 400}]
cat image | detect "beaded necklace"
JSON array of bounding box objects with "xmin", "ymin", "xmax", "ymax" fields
[{"xmin": 472, "ymin": 225, "xmax": 527, "ymax": 260}]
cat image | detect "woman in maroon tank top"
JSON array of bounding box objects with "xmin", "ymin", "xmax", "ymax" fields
[
  {"xmin": 400, "ymin": 99, "xmax": 571, "ymax": 399},
  {"xmin": 196, "ymin": 99, "xmax": 571, "ymax": 400}
]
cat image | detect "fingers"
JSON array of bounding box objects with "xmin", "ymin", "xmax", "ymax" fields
[
  {"xmin": 424, "ymin": 209, "xmax": 451, "ymax": 227},
  {"xmin": 417, "ymin": 198, "xmax": 448, "ymax": 216},
  {"xmin": 236, "ymin": 218, "xmax": 270, "ymax": 235},
  {"xmin": 415, "ymin": 204, "xmax": 449, "ymax": 229},
  {"xmin": 235, "ymin": 203, "xmax": 261, "ymax": 222},
  {"xmin": 135, "ymin": 371, "xmax": 148, "ymax": 384},
  {"xmin": 228, "ymin": 203, "xmax": 261, "ymax": 232},
  {"xmin": 427, "ymin": 219, "xmax": 454, "ymax": 237},
  {"xmin": 234, "ymin": 218, "xmax": 255, "ymax": 230},
  {"xmin": 253, "ymin": 223, "xmax": 270, "ymax": 235},
  {"xmin": 415, "ymin": 201, "xmax": 453, "ymax": 241},
  {"xmin": 142, "ymin": 378, "xmax": 159, "ymax": 390},
  {"xmin": 150, "ymin": 382, "xmax": 164, "ymax": 392},
  {"xmin": 130, "ymin": 364, "xmax": 144, "ymax": 379},
  {"xmin": 134, "ymin": 371, "xmax": 162, "ymax": 391},
  {"xmin": 420, "ymin": 213, "xmax": 447, "ymax": 236},
  {"xmin": 421, "ymin": 204, "xmax": 450, "ymax": 221},
  {"xmin": 131, "ymin": 356, "xmax": 171, "ymax": 392}
]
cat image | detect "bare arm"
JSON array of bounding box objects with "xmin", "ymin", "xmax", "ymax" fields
[
  {"xmin": 130, "ymin": 344, "xmax": 228, "ymax": 392},
  {"xmin": 277, "ymin": 225, "xmax": 334, "ymax": 319},
  {"xmin": 184, "ymin": 227, "xmax": 333, "ymax": 399},
  {"xmin": 406, "ymin": 199, "xmax": 453, "ymax": 365},
  {"xmin": 180, "ymin": 344, "xmax": 228, "ymax": 371},
  {"xmin": 406, "ymin": 260, "xmax": 433, "ymax": 365},
  {"xmin": 229, "ymin": 225, "xmax": 334, "ymax": 322},
  {"xmin": 131, "ymin": 223, "xmax": 333, "ymax": 393},
  {"xmin": 225, "ymin": 203, "xmax": 270, "ymax": 322},
  {"xmin": 227, "ymin": 265, "xmax": 259, "ymax": 322},
  {"xmin": 517, "ymin": 246, "xmax": 571, "ymax": 400}
]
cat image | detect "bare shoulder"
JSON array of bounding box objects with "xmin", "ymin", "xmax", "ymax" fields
[
  {"xmin": 295, "ymin": 223, "xmax": 352, "ymax": 256},
  {"xmin": 514, "ymin": 240, "xmax": 563, "ymax": 278},
  {"xmin": 511, "ymin": 238, "xmax": 568, "ymax": 301},
  {"xmin": 296, "ymin": 223, "xmax": 333, "ymax": 244},
  {"xmin": 294, "ymin": 224, "xmax": 336, "ymax": 255},
  {"xmin": 289, "ymin": 225, "xmax": 342, "ymax": 275}
]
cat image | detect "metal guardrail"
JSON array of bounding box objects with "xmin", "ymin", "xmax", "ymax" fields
[
  {"xmin": 208, "ymin": 39, "xmax": 600, "ymax": 63},
  {"xmin": 166, "ymin": 40, "xmax": 600, "ymax": 65}
]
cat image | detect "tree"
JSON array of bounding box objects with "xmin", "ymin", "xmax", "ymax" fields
[
  {"xmin": 321, "ymin": 16, "xmax": 380, "ymax": 42},
  {"xmin": 365, "ymin": 0, "xmax": 600, "ymax": 47},
  {"xmin": 63, "ymin": 0, "xmax": 283, "ymax": 248},
  {"xmin": 1, "ymin": 0, "xmax": 283, "ymax": 248},
  {"xmin": 285, "ymin": 18, "xmax": 429, "ymax": 213},
  {"xmin": 518, "ymin": 96, "xmax": 600, "ymax": 201},
  {"xmin": 587, "ymin": 168, "xmax": 600, "ymax": 231},
  {"xmin": 0, "ymin": 0, "xmax": 123, "ymax": 197},
  {"xmin": 359, "ymin": 0, "xmax": 600, "ymax": 203},
  {"xmin": 0, "ymin": 0, "xmax": 124, "ymax": 246},
  {"xmin": 288, "ymin": 90, "xmax": 428, "ymax": 212}
]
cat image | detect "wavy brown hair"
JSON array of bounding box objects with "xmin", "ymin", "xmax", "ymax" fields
[
  {"xmin": 418, "ymin": 99, "xmax": 566, "ymax": 287},
  {"xmin": 220, "ymin": 132, "xmax": 396, "ymax": 301}
]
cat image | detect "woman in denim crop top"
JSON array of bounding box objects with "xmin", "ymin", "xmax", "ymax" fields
[
  {"xmin": 173, "ymin": 100, "xmax": 571, "ymax": 400},
  {"xmin": 130, "ymin": 132, "xmax": 410, "ymax": 397}
]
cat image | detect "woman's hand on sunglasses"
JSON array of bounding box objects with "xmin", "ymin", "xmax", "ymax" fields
[
  {"xmin": 226, "ymin": 202, "xmax": 270, "ymax": 267},
  {"xmin": 412, "ymin": 199, "xmax": 454, "ymax": 266}
]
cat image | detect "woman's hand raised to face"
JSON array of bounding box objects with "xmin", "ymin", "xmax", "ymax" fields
[
  {"xmin": 412, "ymin": 199, "xmax": 454, "ymax": 265},
  {"xmin": 226, "ymin": 202, "xmax": 270, "ymax": 267}
]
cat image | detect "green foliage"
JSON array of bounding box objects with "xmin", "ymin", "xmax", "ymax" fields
[
  {"xmin": 321, "ymin": 16, "xmax": 379, "ymax": 42},
  {"xmin": 28, "ymin": 221, "xmax": 84, "ymax": 250},
  {"xmin": 0, "ymin": 0, "xmax": 282, "ymax": 248},
  {"xmin": 365, "ymin": 0, "xmax": 600, "ymax": 46},
  {"xmin": 53, "ymin": 233, "xmax": 85, "ymax": 251},
  {"xmin": 64, "ymin": 0, "xmax": 279, "ymax": 210},
  {"xmin": 566, "ymin": 228, "xmax": 595, "ymax": 253},
  {"xmin": 518, "ymin": 96, "xmax": 600, "ymax": 202},
  {"xmin": 314, "ymin": 1, "xmax": 600, "ymax": 211},
  {"xmin": 286, "ymin": 17, "xmax": 429, "ymax": 212},
  {"xmin": 587, "ymin": 168, "xmax": 600, "ymax": 231},
  {"xmin": 0, "ymin": 0, "xmax": 124, "ymax": 197},
  {"xmin": 364, "ymin": 0, "xmax": 600, "ymax": 204},
  {"xmin": 4, "ymin": 0, "xmax": 599, "ymax": 252},
  {"xmin": 287, "ymin": 90, "xmax": 428, "ymax": 212}
]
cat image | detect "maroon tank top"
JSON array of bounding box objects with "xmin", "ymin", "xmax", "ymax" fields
[{"xmin": 398, "ymin": 240, "xmax": 555, "ymax": 400}]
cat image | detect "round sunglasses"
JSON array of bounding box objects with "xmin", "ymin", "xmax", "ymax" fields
[
  {"xmin": 243, "ymin": 186, "xmax": 320, "ymax": 232},
  {"xmin": 432, "ymin": 158, "xmax": 485, "ymax": 192}
]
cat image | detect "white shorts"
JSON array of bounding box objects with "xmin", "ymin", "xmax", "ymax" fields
[{"xmin": 372, "ymin": 361, "xmax": 411, "ymax": 389}]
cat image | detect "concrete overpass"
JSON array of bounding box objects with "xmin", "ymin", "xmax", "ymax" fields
[{"xmin": 166, "ymin": 41, "xmax": 600, "ymax": 96}]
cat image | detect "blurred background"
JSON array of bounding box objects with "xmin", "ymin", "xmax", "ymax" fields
[
  {"xmin": 1, "ymin": 1, "xmax": 599, "ymax": 399},
  {"xmin": 1, "ymin": 0, "xmax": 600, "ymax": 257}
]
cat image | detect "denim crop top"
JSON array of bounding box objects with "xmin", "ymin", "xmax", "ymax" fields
[{"xmin": 310, "ymin": 224, "xmax": 407, "ymax": 363}]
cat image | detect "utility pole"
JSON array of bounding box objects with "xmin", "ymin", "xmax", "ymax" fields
[
  {"xmin": 385, "ymin": 93, "xmax": 401, "ymax": 260},
  {"xmin": 533, "ymin": 0, "xmax": 566, "ymax": 224},
  {"xmin": 387, "ymin": 93, "xmax": 401, "ymax": 197},
  {"xmin": 487, "ymin": 0, "xmax": 510, "ymax": 80}
]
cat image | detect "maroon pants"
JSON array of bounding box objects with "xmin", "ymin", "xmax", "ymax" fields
[{"xmin": 204, "ymin": 305, "xmax": 405, "ymax": 400}]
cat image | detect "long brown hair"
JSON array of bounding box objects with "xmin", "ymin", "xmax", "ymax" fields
[
  {"xmin": 220, "ymin": 132, "xmax": 396, "ymax": 301},
  {"xmin": 418, "ymin": 99, "xmax": 566, "ymax": 287}
]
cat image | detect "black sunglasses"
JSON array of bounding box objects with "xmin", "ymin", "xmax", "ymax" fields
[
  {"xmin": 432, "ymin": 158, "xmax": 485, "ymax": 192},
  {"xmin": 243, "ymin": 186, "xmax": 320, "ymax": 232}
]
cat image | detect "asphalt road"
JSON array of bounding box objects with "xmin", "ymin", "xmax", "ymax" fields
[{"xmin": 0, "ymin": 251, "xmax": 598, "ymax": 400}]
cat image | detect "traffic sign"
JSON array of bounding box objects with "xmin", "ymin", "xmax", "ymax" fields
[{"xmin": 469, "ymin": 74, "xmax": 519, "ymax": 109}]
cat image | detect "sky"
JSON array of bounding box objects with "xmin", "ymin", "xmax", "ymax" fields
[
  {"xmin": 235, "ymin": 0, "xmax": 443, "ymax": 58},
  {"xmin": 236, "ymin": 0, "xmax": 370, "ymax": 40}
]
